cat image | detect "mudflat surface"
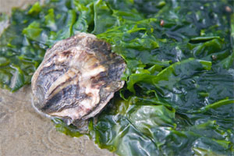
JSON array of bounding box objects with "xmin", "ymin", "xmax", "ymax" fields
[
  {"xmin": 0, "ymin": 87, "xmax": 114, "ymax": 156},
  {"xmin": 0, "ymin": 1, "xmax": 114, "ymax": 156}
]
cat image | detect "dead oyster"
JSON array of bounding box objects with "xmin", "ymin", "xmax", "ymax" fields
[{"xmin": 31, "ymin": 33, "xmax": 126, "ymax": 125}]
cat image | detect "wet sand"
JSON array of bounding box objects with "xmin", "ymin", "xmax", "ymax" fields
[{"xmin": 0, "ymin": 87, "xmax": 114, "ymax": 156}]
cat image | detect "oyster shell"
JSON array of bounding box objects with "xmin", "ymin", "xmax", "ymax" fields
[{"xmin": 31, "ymin": 33, "xmax": 126, "ymax": 125}]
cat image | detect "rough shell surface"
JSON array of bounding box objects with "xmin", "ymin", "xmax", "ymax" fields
[{"xmin": 31, "ymin": 33, "xmax": 126, "ymax": 124}]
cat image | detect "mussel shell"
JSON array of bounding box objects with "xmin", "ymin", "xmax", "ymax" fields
[{"xmin": 31, "ymin": 33, "xmax": 126, "ymax": 124}]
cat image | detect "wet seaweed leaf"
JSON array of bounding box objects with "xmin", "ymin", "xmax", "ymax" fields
[{"xmin": 0, "ymin": 0, "xmax": 233, "ymax": 155}]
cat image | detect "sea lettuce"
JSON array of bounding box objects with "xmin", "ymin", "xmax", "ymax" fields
[{"xmin": 0, "ymin": 0, "xmax": 234, "ymax": 155}]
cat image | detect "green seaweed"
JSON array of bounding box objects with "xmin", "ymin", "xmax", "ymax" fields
[{"xmin": 0, "ymin": 0, "xmax": 233, "ymax": 155}]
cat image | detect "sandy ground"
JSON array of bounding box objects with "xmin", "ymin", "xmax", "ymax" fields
[{"xmin": 0, "ymin": 0, "xmax": 115, "ymax": 156}]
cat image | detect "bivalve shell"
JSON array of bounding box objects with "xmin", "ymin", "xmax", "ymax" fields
[{"xmin": 31, "ymin": 33, "xmax": 126, "ymax": 125}]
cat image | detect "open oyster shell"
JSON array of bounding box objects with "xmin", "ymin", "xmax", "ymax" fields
[{"xmin": 31, "ymin": 33, "xmax": 126, "ymax": 125}]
